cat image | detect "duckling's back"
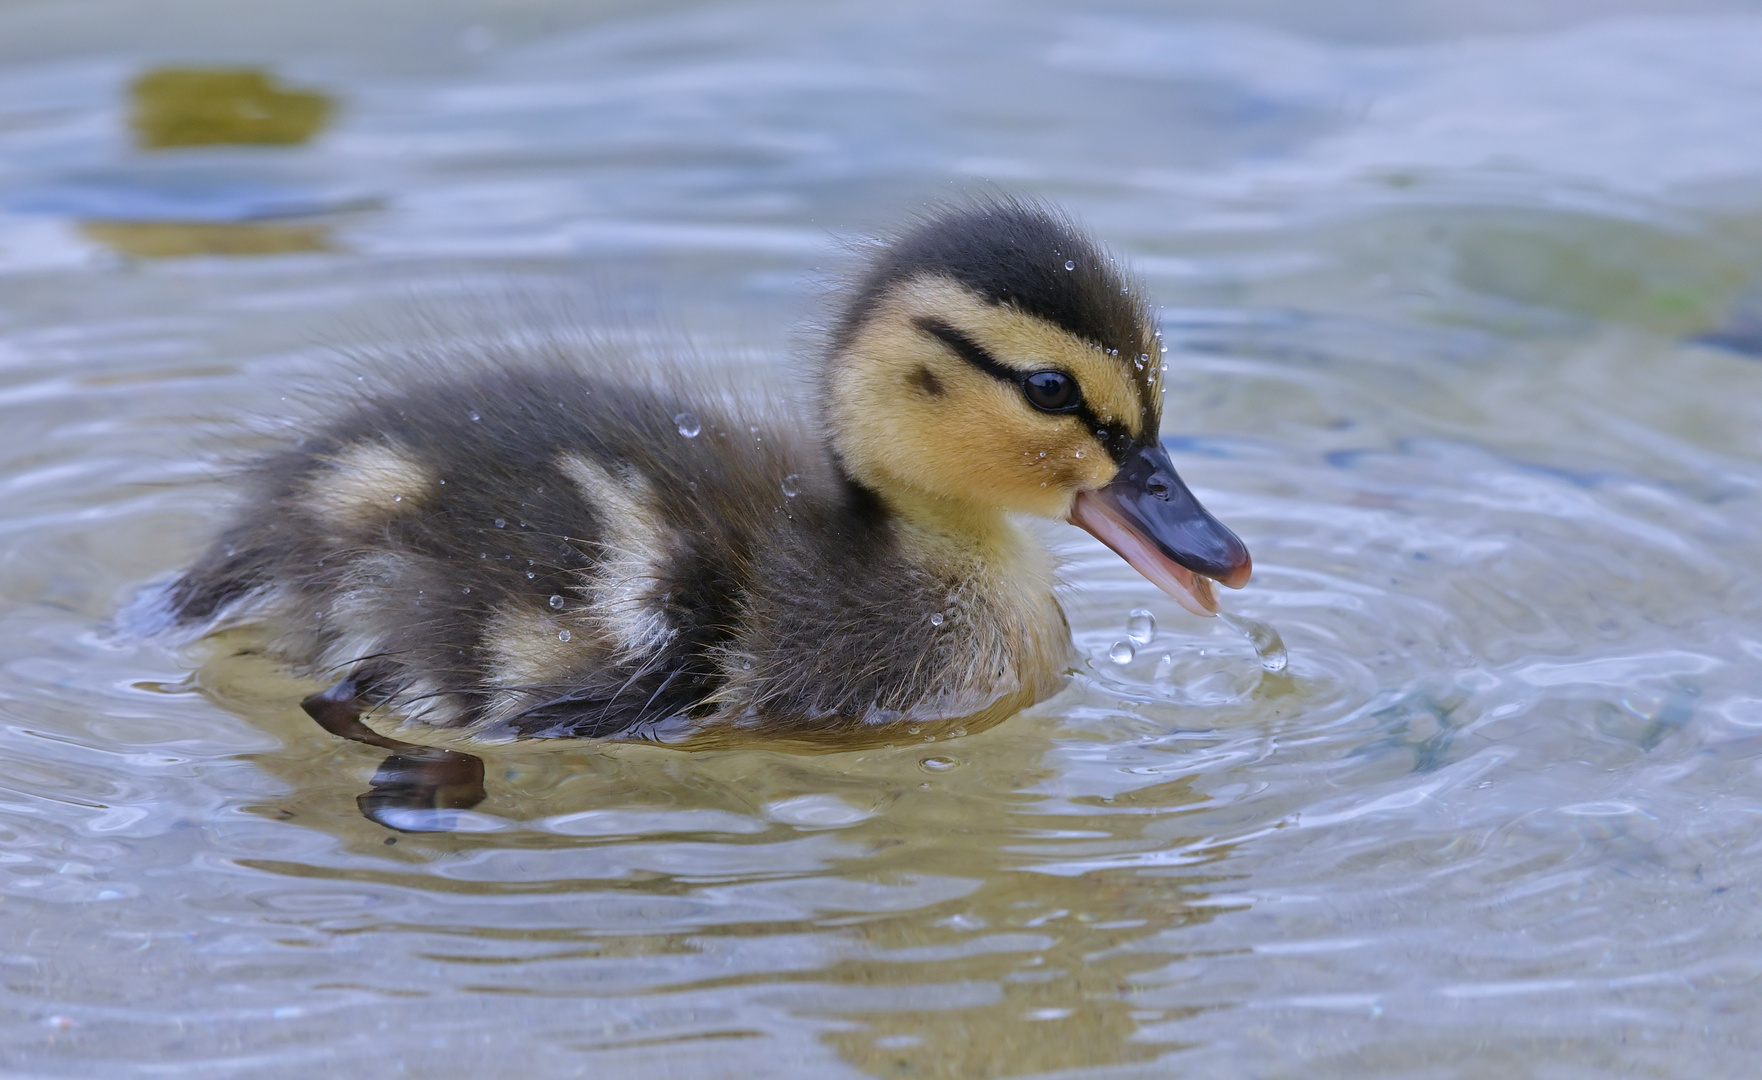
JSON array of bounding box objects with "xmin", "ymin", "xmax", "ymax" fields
[{"xmin": 164, "ymin": 360, "xmax": 1056, "ymax": 740}]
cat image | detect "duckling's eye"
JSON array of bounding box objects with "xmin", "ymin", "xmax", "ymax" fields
[{"xmin": 1022, "ymin": 370, "xmax": 1081, "ymax": 413}]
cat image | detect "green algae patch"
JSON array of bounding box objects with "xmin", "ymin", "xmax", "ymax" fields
[{"xmin": 130, "ymin": 67, "xmax": 334, "ymax": 149}]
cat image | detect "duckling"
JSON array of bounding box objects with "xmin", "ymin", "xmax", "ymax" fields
[{"xmin": 159, "ymin": 198, "xmax": 1251, "ymax": 746}]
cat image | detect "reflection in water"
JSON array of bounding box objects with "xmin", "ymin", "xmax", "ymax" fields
[
  {"xmin": 194, "ymin": 640, "xmax": 1232, "ymax": 1076},
  {"xmin": 79, "ymin": 220, "xmax": 333, "ymax": 257},
  {"xmin": 130, "ymin": 68, "xmax": 334, "ymax": 149}
]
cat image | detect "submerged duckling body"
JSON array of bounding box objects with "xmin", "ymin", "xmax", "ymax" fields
[{"xmin": 161, "ymin": 200, "xmax": 1250, "ymax": 742}]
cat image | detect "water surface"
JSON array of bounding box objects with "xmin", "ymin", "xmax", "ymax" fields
[{"xmin": 4, "ymin": 1, "xmax": 1762, "ymax": 1076}]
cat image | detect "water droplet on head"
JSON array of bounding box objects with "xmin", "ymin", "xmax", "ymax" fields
[
  {"xmin": 674, "ymin": 412, "xmax": 701, "ymax": 438},
  {"xmin": 688, "ymin": 480, "xmax": 698, "ymax": 490},
  {"xmin": 525, "ymin": 570, "xmax": 535, "ymax": 579},
  {"xmin": 1127, "ymin": 608, "xmax": 1156, "ymax": 645},
  {"xmin": 781, "ymin": 474, "xmax": 801, "ymax": 497},
  {"xmin": 392, "ymin": 494, "xmax": 402, "ymax": 502},
  {"xmin": 479, "ymin": 552, "xmax": 488, "ymax": 559},
  {"xmin": 1064, "ymin": 260, "xmax": 1075, "ymax": 271},
  {"xmin": 558, "ymin": 629, "xmax": 571, "ymax": 642},
  {"xmin": 469, "ymin": 411, "xmax": 480, "ymax": 422},
  {"xmin": 920, "ymin": 756, "xmax": 957, "ymax": 773},
  {"xmin": 461, "ymin": 586, "xmax": 471, "ymax": 595},
  {"xmin": 929, "ymin": 612, "xmax": 944, "ymax": 627},
  {"xmin": 1108, "ymin": 641, "xmax": 1135, "ymax": 664},
  {"xmin": 494, "ymin": 518, "xmax": 506, "ymax": 528},
  {"xmin": 548, "ymin": 594, "xmax": 565, "ymax": 610}
]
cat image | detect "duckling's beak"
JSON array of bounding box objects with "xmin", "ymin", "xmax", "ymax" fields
[{"xmin": 1067, "ymin": 442, "xmax": 1251, "ymax": 618}]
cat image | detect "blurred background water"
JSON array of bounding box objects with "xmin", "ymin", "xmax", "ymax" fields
[{"xmin": 4, "ymin": 0, "xmax": 1762, "ymax": 1076}]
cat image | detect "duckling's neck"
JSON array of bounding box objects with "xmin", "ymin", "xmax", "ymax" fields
[{"xmin": 872, "ymin": 485, "xmax": 1023, "ymax": 563}]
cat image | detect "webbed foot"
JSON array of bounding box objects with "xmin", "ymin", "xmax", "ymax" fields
[{"xmin": 300, "ymin": 676, "xmax": 488, "ymax": 832}]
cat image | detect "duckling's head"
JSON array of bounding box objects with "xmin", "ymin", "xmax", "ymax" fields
[{"xmin": 824, "ymin": 199, "xmax": 1250, "ymax": 616}]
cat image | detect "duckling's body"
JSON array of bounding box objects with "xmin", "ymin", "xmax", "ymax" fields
[
  {"xmin": 169, "ymin": 367, "xmax": 1065, "ymax": 739},
  {"xmin": 160, "ymin": 199, "xmax": 1249, "ymax": 743}
]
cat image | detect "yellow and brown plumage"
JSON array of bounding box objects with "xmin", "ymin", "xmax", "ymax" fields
[{"xmin": 160, "ymin": 198, "xmax": 1251, "ymax": 748}]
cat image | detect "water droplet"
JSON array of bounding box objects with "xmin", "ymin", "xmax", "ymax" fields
[
  {"xmin": 494, "ymin": 518, "xmax": 506, "ymax": 528},
  {"xmin": 1218, "ymin": 611, "xmax": 1288, "ymax": 672},
  {"xmin": 920, "ymin": 756, "xmax": 957, "ymax": 772},
  {"xmin": 929, "ymin": 612, "xmax": 945, "ymax": 626},
  {"xmin": 1153, "ymin": 652, "xmax": 1176, "ymax": 681},
  {"xmin": 674, "ymin": 412, "xmax": 701, "ymax": 437},
  {"xmin": 1127, "ymin": 608, "xmax": 1156, "ymax": 645},
  {"xmin": 688, "ymin": 480, "xmax": 698, "ymax": 490},
  {"xmin": 1037, "ymin": 451, "xmax": 1046, "ymax": 458},
  {"xmin": 525, "ymin": 571, "xmax": 535, "ymax": 579},
  {"xmin": 461, "ymin": 586, "xmax": 471, "ymax": 595},
  {"xmin": 742, "ymin": 660, "xmax": 753, "ymax": 670},
  {"xmin": 392, "ymin": 494, "xmax": 402, "ymax": 502},
  {"xmin": 479, "ymin": 552, "xmax": 488, "ymax": 559},
  {"xmin": 1064, "ymin": 260, "xmax": 1075, "ymax": 271},
  {"xmin": 548, "ymin": 594, "xmax": 565, "ymax": 610},
  {"xmin": 781, "ymin": 474, "xmax": 802, "ymax": 497},
  {"xmin": 469, "ymin": 411, "xmax": 480, "ymax": 422},
  {"xmin": 1108, "ymin": 641, "xmax": 1135, "ymax": 664},
  {"xmin": 558, "ymin": 629, "xmax": 571, "ymax": 642},
  {"xmin": 1074, "ymin": 449, "xmax": 1084, "ymax": 459}
]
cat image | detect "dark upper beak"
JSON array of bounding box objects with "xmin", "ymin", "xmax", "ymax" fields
[{"xmin": 1067, "ymin": 441, "xmax": 1251, "ymax": 616}]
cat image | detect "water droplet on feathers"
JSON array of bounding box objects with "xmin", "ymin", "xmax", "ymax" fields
[
  {"xmin": 494, "ymin": 518, "xmax": 506, "ymax": 528},
  {"xmin": 1064, "ymin": 260, "xmax": 1075, "ymax": 270},
  {"xmin": 1108, "ymin": 641, "xmax": 1135, "ymax": 664},
  {"xmin": 781, "ymin": 474, "xmax": 802, "ymax": 497},
  {"xmin": 558, "ymin": 629, "xmax": 571, "ymax": 642},
  {"xmin": 674, "ymin": 412, "xmax": 700, "ymax": 437},
  {"xmin": 469, "ymin": 411, "xmax": 480, "ymax": 421},
  {"xmin": 930, "ymin": 612, "xmax": 944, "ymax": 626},
  {"xmin": 549, "ymin": 595, "xmax": 565, "ymax": 610}
]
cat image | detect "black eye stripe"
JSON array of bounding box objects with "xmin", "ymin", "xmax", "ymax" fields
[
  {"xmin": 912, "ymin": 316, "xmax": 1135, "ymax": 462},
  {"xmin": 915, "ymin": 317, "xmax": 1017, "ymax": 384}
]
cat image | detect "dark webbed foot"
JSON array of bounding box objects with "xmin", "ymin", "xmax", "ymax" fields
[{"xmin": 300, "ymin": 677, "xmax": 487, "ymax": 832}]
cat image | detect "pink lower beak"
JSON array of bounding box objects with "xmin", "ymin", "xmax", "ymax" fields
[{"xmin": 1067, "ymin": 443, "xmax": 1251, "ymax": 617}]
